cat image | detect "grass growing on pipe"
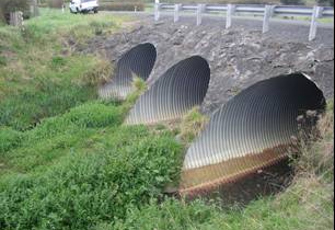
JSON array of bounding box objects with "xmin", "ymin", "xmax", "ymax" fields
[
  {"xmin": 98, "ymin": 43, "xmax": 156, "ymax": 100},
  {"xmin": 125, "ymin": 56, "xmax": 210, "ymax": 125},
  {"xmin": 122, "ymin": 76, "xmax": 148, "ymax": 113},
  {"xmin": 179, "ymin": 106, "xmax": 209, "ymax": 145}
]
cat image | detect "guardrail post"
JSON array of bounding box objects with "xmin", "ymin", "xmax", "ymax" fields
[
  {"xmin": 196, "ymin": 4, "xmax": 206, "ymax": 26},
  {"xmin": 309, "ymin": 6, "xmax": 323, "ymax": 41},
  {"xmin": 226, "ymin": 4, "xmax": 235, "ymax": 29},
  {"xmin": 262, "ymin": 5, "xmax": 275, "ymax": 33},
  {"xmin": 154, "ymin": 2, "xmax": 161, "ymax": 22},
  {"xmin": 174, "ymin": 4, "xmax": 182, "ymax": 23},
  {"xmin": 10, "ymin": 11, "xmax": 23, "ymax": 27}
]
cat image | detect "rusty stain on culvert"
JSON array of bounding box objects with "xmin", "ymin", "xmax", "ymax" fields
[
  {"xmin": 179, "ymin": 145, "xmax": 289, "ymax": 196},
  {"xmin": 125, "ymin": 56, "xmax": 210, "ymax": 125},
  {"xmin": 180, "ymin": 73, "xmax": 326, "ymax": 195},
  {"xmin": 98, "ymin": 43, "xmax": 156, "ymax": 100}
]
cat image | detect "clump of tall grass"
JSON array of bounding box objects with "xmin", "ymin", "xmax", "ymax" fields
[
  {"xmin": 179, "ymin": 106, "xmax": 209, "ymax": 144},
  {"xmin": 0, "ymin": 127, "xmax": 23, "ymax": 153},
  {"xmin": 292, "ymin": 101, "xmax": 334, "ymax": 182},
  {"xmin": 0, "ymin": 102, "xmax": 123, "ymax": 174},
  {"xmin": 121, "ymin": 76, "xmax": 147, "ymax": 113}
]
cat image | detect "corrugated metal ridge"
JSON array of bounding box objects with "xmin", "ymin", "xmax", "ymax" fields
[
  {"xmin": 125, "ymin": 56, "xmax": 210, "ymax": 125},
  {"xmin": 181, "ymin": 73, "xmax": 325, "ymax": 194},
  {"xmin": 99, "ymin": 43, "xmax": 156, "ymax": 100}
]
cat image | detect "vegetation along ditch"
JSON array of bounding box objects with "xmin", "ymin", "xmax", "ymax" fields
[{"xmin": 0, "ymin": 9, "xmax": 333, "ymax": 230}]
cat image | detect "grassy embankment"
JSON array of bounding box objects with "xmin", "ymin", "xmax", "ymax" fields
[{"xmin": 0, "ymin": 9, "xmax": 333, "ymax": 230}]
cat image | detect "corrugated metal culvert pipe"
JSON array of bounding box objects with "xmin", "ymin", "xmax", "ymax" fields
[
  {"xmin": 98, "ymin": 43, "xmax": 157, "ymax": 100},
  {"xmin": 126, "ymin": 56, "xmax": 210, "ymax": 125},
  {"xmin": 180, "ymin": 73, "xmax": 326, "ymax": 195}
]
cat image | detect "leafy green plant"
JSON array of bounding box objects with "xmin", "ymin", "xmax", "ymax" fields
[{"xmin": 0, "ymin": 125, "xmax": 183, "ymax": 230}]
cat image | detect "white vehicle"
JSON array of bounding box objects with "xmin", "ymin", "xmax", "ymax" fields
[{"xmin": 69, "ymin": 0, "xmax": 99, "ymax": 14}]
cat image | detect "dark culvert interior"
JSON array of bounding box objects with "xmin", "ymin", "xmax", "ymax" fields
[
  {"xmin": 126, "ymin": 56, "xmax": 210, "ymax": 124},
  {"xmin": 99, "ymin": 43, "xmax": 157, "ymax": 100},
  {"xmin": 180, "ymin": 73, "xmax": 326, "ymax": 195}
]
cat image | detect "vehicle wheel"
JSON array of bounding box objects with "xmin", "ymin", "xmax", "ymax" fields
[{"xmin": 93, "ymin": 9, "xmax": 98, "ymax": 14}]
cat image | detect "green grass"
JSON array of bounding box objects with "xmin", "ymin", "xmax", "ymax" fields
[
  {"xmin": 0, "ymin": 102, "xmax": 183, "ymax": 230},
  {"xmin": 0, "ymin": 13, "xmax": 184, "ymax": 228},
  {"xmin": 0, "ymin": 9, "xmax": 127, "ymax": 131},
  {"xmin": 0, "ymin": 101, "xmax": 123, "ymax": 175}
]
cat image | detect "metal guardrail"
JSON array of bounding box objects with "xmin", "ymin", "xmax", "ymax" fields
[{"xmin": 154, "ymin": 2, "xmax": 334, "ymax": 41}]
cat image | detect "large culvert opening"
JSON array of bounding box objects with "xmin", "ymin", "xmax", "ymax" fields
[
  {"xmin": 126, "ymin": 56, "xmax": 210, "ymax": 125},
  {"xmin": 180, "ymin": 73, "xmax": 326, "ymax": 195},
  {"xmin": 99, "ymin": 43, "xmax": 157, "ymax": 100}
]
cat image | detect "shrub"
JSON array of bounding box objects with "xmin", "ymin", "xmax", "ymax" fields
[{"xmin": 99, "ymin": 2, "xmax": 145, "ymax": 12}]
